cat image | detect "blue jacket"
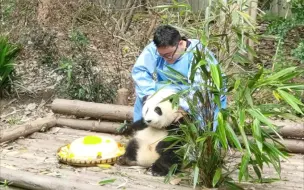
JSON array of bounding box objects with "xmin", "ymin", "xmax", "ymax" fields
[{"xmin": 131, "ymin": 39, "xmax": 220, "ymax": 111}]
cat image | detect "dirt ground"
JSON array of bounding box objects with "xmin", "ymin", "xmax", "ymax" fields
[
  {"xmin": 0, "ymin": 0, "xmax": 154, "ymax": 130},
  {"xmin": 1, "ymin": 126, "xmax": 303, "ymax": 190}
]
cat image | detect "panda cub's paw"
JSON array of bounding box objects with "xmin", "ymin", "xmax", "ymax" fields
[{"xmin": 151, "ymin": 163, "xmax": 167, "ymax": 176}]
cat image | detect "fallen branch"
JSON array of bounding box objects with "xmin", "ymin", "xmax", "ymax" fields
[
  {"xmin": 0, "ymin": 167, "xmax": 109, "ymax": 190},
  {"xmin": 51, "ymin": 99, "xmax": 133, "ymax": 121},
  {"xmin": 0, "ymin": 117, "xmax": 56, "ymax": 143},
  {"xmin": 56, "ymin": 117, "xmax": 122, "ymax": 134}
]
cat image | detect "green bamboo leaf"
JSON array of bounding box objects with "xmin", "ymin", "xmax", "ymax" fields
[
  {"xmin": 253, "ymin": 164, "xmax": 262, "ymax": 180},
  {"xmin": 200, "ymin": 33, "xmax": 208, "ymax": 47},
  {"xmin": 239, "ymin": 153, "xmax": 250, "ymax": 182},
  {"xmin": 244, "ymin": 88, "xmax": 253, "ymax": 107},
  {"xmin": 277, "ymin": 85, "xmax": 304, "ymax": 90},
  {"xmin": 277, "ymin": 89, "xmax": 304, "ymax": 114},
  {"xmin": 163, "ymin": 65, "xmax": 188, "ymax": 83},
  {"xmin": 164, "ymin": 164, "xmax": 178, "ymax": 183},
  {"xmin": 276, "ymin": 71, "xmax": 303, "ymax": 82},
  {"xmin": 217, "ymin": 112, "xmax": 227, "ymax": 149},
  {"xmin": 237, "ymin": 11, "xmax": 255, "ymax": 28},
  {"xmin": 225, "ymin": 123, "xmax": 242, "ymax": 152},
  {"xmin": 196, "ymin": 137, "xmax": 207, "ymax": 143},
  {"xmin": 262, "ymin": 67, "xmax": 297, "ymax": 83},
  {"xmin": 248, "ymin": 68, "xmax": 263, "ymax": 88},
  {"xmin": 99, "ymin": 178, "xmax": 116, "ymax": 186},
  {"xmin": 193, "ymin": 165, "xmax": 199, "ymax": 188},
  {"xmin": 210, "ymin": 64, "xmax": 222, "ymax": 90},
  {"xmin": 246, "ymin": 108, "xmax": 283, "ymax": 140},
  {"xmin": 233, "ymin": 52, "xmax": 251, "ymax": 65},
  {"xmin": 212, "ymin": 168, "xmax": 222, "ymax": 187},
  {"xmin": 238, "ymin": 110, "xmax": 251, "ymax": 154},
  {"xmin": 163, "ymin": 135, "xmax": 181, "ymax": 142},
  {"xmin": 234, "ymin": 79, "xmax": 241, "ymax": 90},
  {"xmin": 252, "ymin": 119, "xmax": 263, "ymax": 153},
  {"xmin": 224, "ymin": 181, "xmax": 244, "ymax": 190}
]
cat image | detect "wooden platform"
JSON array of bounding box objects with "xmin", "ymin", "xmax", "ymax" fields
[{"xmin": 1, "ymin": 126, "xmax": 303, "ymax": 190}]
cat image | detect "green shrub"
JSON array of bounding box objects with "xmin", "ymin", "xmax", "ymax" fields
[{"xmin": 0, "ymin": 36, "xmax": 21, "ymax": 97}]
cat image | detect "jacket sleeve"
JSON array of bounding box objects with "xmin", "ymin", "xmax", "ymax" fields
[{"xmin": 131, "ymin": 43, "xmax": 158, "ymax": 100}]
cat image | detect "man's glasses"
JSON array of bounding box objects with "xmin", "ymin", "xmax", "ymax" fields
[{"xmin": 156, "ymin": 43, "xmax": 179, "ymax": 60}]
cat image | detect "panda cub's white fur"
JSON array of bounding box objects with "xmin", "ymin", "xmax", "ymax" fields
[
  {"xmin": 117, "ymin": 89, "xmax": 184, "ymax": 176},
  {"xmin": 134, "ymin": 127, "xmax": 168, "ymax": 167}
]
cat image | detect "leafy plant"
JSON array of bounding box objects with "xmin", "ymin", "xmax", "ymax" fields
[
  {"xmin": 54, "ymin": 29, "xmax": 117, "ymax": 103},
  {"xmin": 0, "ymin": 179, "xmax": 12, "ymax": 188},
  {"xmin": 0, "ymin": 36, "xmax": 21, "ymax": 97},
  {"xmin": 154, "ymin": 0, "xmax": 304, "ymax": 189},
  {"xmin": 264, "ymin": 0, "xmax": 304, "ymax": 69},
  {"xmin": 292, "ymin": 40, "xmax": 304, "ymax": 63},
  {"xmin": 56, "ymin": 56, "xmax": 117, "ymax": 103}
]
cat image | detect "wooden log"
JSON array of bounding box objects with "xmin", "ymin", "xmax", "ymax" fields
[
  {"xmin": 240, "ymin": 136, "xmax": 304, "ymax": 154},
  {"xmin": 281, "ymin": 138, "xmax": 304, "ymax": 154},
  {"xmin": 47, "ymin": 127, "xmax": 123, "ymax": 141},
  {"xmin": 269, "ymin": 120, "xmax": 304, "ymax": 138},
  {"xmin": 56, "ymin": 117, "xmax": 121, "ymax": 134},
  {"xmin": 51, "ymin": 99, "xmax": 133, "ymax": 121},
  {"xmin": 0, "ymin": 117, "xmax": 56, "ymax": 143},
  {"xmin": 0, "ymin": 167, "xmax": 109, "ymax": 190}
]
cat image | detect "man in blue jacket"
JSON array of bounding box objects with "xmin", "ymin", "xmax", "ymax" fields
[{"xmin": 131, "ymin": 25, "xmax": 226, "ymax": 129}]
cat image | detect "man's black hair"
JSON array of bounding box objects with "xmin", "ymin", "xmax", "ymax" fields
[{"xmin": 153, "ymin": 25, "xmax": 182, "ymax": 48}]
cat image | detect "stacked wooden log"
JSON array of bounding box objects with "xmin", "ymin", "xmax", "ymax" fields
[{"xmin": 1, "ymin": 89, "xmax": 303, "ymax": 153}]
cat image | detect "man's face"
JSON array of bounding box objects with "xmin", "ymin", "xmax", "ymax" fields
[{"xmin": 157, "ymin": 40, "xmax": 183, "ymax": 64}]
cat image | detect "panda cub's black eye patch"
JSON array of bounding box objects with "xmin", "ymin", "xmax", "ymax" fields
[{"xmin": 154, "ymin": 106, "xmax": 162, "ymax": 116}]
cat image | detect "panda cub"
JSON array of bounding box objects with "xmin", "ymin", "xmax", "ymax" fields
[{"xmin": 117, "ymin": 89, "xmax": 185, "ymax": 176}]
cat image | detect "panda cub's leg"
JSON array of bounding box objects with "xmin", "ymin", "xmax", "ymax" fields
[
  {"xmin": 117, "ymin": 138, "xmax": 139, "ymax": 166},
  {"xmin": 117, "ymin": 119, "xmax": 148, "ymax": 166},
  {"xmin": 151, "ymin": 141, "xmax": 180, "ymax": 176}
]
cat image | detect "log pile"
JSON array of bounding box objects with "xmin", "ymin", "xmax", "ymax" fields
[
  {"xmin": 0, "ymin": 88, "xmax": 303, "ymax": 190},
  {"xmin": 0, "ymin": 88, "xmax": 303, "ymax": 151}
]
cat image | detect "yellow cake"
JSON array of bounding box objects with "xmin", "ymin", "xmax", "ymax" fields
[{"xmin": 57, "ymin": 135, "xmax": 125, "ymax": 165}]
